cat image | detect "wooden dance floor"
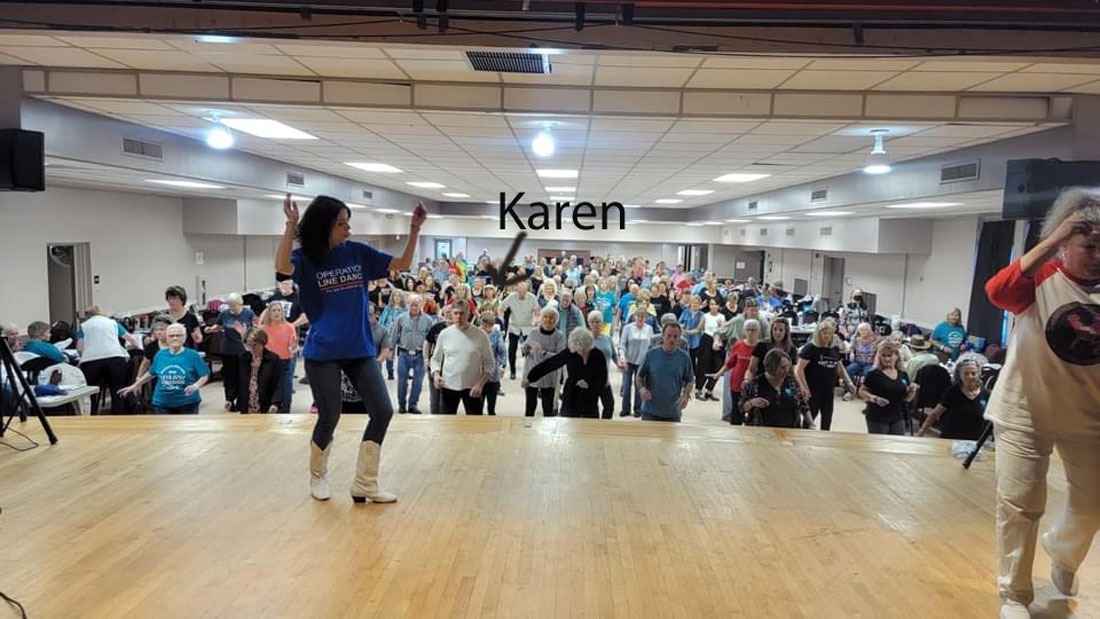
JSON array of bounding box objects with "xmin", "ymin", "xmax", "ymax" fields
[{"xmin": 0, "ymin": 415, "xmax": 1095, "ymax": 618}]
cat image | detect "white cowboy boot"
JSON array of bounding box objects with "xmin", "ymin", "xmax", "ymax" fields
[
  {"xmin": 350, "ymin": 440, "xmax": 397, "ymax": 503},
  {"xmin": 309, "ymin": 441, "xmax": 332, "ymax": 501}
]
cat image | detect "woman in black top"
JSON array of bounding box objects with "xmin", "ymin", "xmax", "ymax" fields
[
  {"xmin": 917, "ymin": 355, "xmax": 987, "ymax": 440},
  {"xmin": 860, "ymin": 340, "xmax": 918, "ymax": 435},
  {"xmin": 651, "ymin": 282, "xmax": 672, "ymax": 318},
  {"xmin": 524, "ymin": 327, "xmax": 608, "ymax": 418},
  {"xmin": 740, "ymin": 349, "xmax": 813, "ymax": 429},
  {"xmin": 794, "ymin": 318, "xmax": 856, "ymax": 431},
  {"xmin": 235, "ymin": 329, "xmax": 283, "ymax": 414},
  {"xmin": 746, "ymin": 318, "xmax": 800, "ymax": 383},
  {"xmin": 165, "ymin": 285, "xmax": 203, "ymax": 350}
]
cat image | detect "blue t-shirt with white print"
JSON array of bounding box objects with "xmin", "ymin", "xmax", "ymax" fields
[
  {"xmin": 292, "ymin": 241, "xmax": 393, "ymax": 361},
  {"xmin": 149, "ymin": 347, "xmax": 209, "ymax": 408}
]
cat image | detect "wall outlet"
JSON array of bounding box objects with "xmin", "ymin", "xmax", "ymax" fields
[{"xmin": 195, "ymin": 252, "xmax": 204, "ymax": 266}]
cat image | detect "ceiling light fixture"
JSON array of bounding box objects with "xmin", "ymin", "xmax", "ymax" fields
[
  {"xmin": 807, "ymin": 211, "xmax": 855, "ymax": 217},
  {"xmin": 677, "ymin": 189, "xmax": 714, "ymax": 196},
  {"xmin": 724, "ymin": 218, "xmax": 751, "ymax": 223},
  {"xmin": 345, "ymin": 162, "xmax": 403, "ymax": 173},
  {"xmin": 758, "ymin": 215, "xmax": 790, "ymax": 221},
  {"xmin": 622, "ymin": 204, "xmax": 641, "ymax": 208},
  {"xmin": 407, "ymin": 181, "xmax": 445, "ymax": 189},
  {"xmin": 655, "ymin": 199, "xmax": 683, "ymax": 204},
  {"xmin": 863, "ymin": 129, "xmax": 892, "ymax": 175},
  {"xmin": 375, "ymin": 208, "xmax": 400, "ymax": 214},
  {"xmin": 220, "ymin": 118, "xmax": 317, "ymax": 140},
  {"xmin": 537, "ymin": 169, "xmax": 578, "ymax": 179},
  {"xmin": 146, "ymin": 179, "xmax": 225, "ymax": 189},
  {"xmin": 544, "ymin": 186, "xmax": 575, "ymax": 192},
  {"xmin": 685, "ymin": 222, "xmax": 705, "ymax": 227},
  {"xmin": 195, "ymin": 35, "xmax": 236, "ymax": 44},
  {"xmin": 884, "ymin": 202, "xmax": 962, "ymax": 209},
  {"xmin": 264, "ymin": 194, "xmax": 312, "ymax": 202},
  {"xmin": 442, "ymin": 192, "xmax": 470, "ymax": 198},
  {"xmin": 532, "ymin": 124, "xmax": 556, "ymax": 158},
  {"xmin": 714, "ymin": 173, "xmax": 771, "ymax": 183},
  {"xmin": 204, "ymin": 116, "xmax": 234, "ymax": 150}
]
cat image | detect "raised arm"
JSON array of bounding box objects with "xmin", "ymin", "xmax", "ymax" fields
[
  {"xmin": 526, "ymin": 349, "xmax": 570, "ymax": 383},
  {"xmin": 388, "ymin": 202, "xmax": 427, "ymax": 272},
  {"xmin": 276, "ymin": 195, "xmax": 298, "ymax": 276}
]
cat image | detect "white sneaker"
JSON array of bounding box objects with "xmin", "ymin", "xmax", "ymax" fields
[
  {"xmin": 999, "ymin": 600, "xmax": 1030, "ymax": 619},
  {"xmin": 1041, "ymin": 531, "xmax": 1079, "ymax": 596},
  {"xmin": 842, "ymin": 392, "xmax": 853, "ymax": 402}
]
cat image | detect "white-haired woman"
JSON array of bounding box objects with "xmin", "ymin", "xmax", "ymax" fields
[
  {"xmin": 586, "ymin": 310, "xmax": 618, "ymax": 419},
  {"xmin": 795, "ymin": 318, "xmax": 856, "ymax": 431},
  {"xmin": 525, "ymin": 327, "xmax": 608, "ymax": 418},
  {"xmin": 204, "ymin": 292, "xmax": 256, "ymax": 411},
  {"xmin": 708, "ymin": 318, "xmax": 761, "ymax": 425},
  {"xmin": 983, "ymin": 187, "xmax": 1100, "ymax": 618},
  {"xmin": 917, "ymin": 353, "xmax": 987, "ymax": 440},
  {"xmin": 119, "ymin": 323, "xmax": 208, "ymax": 414},
  {"xmin": 521, "ymin": 307, "xmax": 566, "ymax": 417},
  {"xmin": 845, "ymin": 322, "xmax": 879, "ymax": 385}
]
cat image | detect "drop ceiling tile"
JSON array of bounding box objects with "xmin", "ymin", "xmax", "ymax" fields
[
  {"xmin": 60, "ymin": 35, "xmax": 176, "ymax": 50},
  {"xmin": 194, "ymin": 52, "xmax": 314, "ymax": 76},
  {"xmin": 701, "ymin": 57, "xmax": 811, "ymax": 70},
  {"xmin": 729, "ymin": 133, "xmax": 812, "ymax": 145},
  {"xmin": 395, "ymin": 59, "xmax": 494, "ymax": 82},
  {"xmin": 93, "ymin": 49, "xmax": 220, "ymax": 72},
  {"xmin": 0, "ymin": 52, "xmax": 22, "ymax": 64},
  {"xmin": 790, "ymin": 136, "xmax": 868, "ymax": 153},
  {"xmin": 1021, "ymin": 62, "xmax": 1100, "ymax": 74},
  {"xmin": 913, "ymin": 124, "xmax": 1020, "ymax": 138},
  {"xmin": 294, "ymin": 57, "xmax": 406, "ymax": 79},
  {"xmin": 244, "ymin": 105, "xmax": 346, "ymax": 121},
  {"xmin": 749, "ymin": 121, "xmax": 847, "ymax": 135},
  {"xmin": 967, "ymin": 73, "xmax": 1096, "ymax": 92},
  {"xmin": 594, "ymin": 66, "xmax": 694, "ymax": 88},
  {"xmin": 1065, "ymin": 79, "xmax": 1100, "ymax": 94},
  {"xmin": 0, "ymin": 34, "xmax": 68, "ymax": 47},
  {"xmin": 912, "ymin": 60, "xmax": 1031, "ymax": 72},
  {"xmin": 589, "ymin": 117, "xmax": 675, "ymax": 132},
  {"xmin": 670, "ymin": 119, "xmax": 762, "ymax": 133},
  {"xmin": 384, "ymin": 46, "xmax": 467, "ymax": 60},
  {"xmin": 334, "ymin": 109, "xmax": 427, "ymax": 124},
  {"xmin": 780, "ymin": 70, "xmax": 897, "ymax": 90},
  {"xmin": 873, "ymin": 71, "xmax": 1003, "ymax": 91},
  {"xmin": 0, "ymin": 47, "xmax": 125, "ymax": 68},
  {"xmin": 422, "ymin": 112, "xmax": 510, "ymax": 127},
  {"xmin": 686, "ymin": 69, "xmax": 796, "ymax": 89},
  {"xmin": 805, "ymin": 59, "xmax": 920, "ymax": 71},
  {"xmin": 169, "ymin": 40, "xmax": 282, "ymax": 54},
  {"xmin": 277, "ymin": 43, "xmax": 387, "ymax": 59},
  {"xmin": 597, "ymin": 54, "xmax": 702, "ymax": 68},
  {"xmin": 74, "ymin": 99, "xmax": 177, "ymax": 115},
  {"xmin": 500, "ymin": 63, "xmax": 594, "ymax": 86}
]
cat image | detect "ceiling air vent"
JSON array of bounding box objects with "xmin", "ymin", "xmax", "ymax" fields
[
  {"xmin": 810, "ymin": 188, "xmax": 828, "ymax": 202},
  {"xmin": 748, "ymin": 200, "xmax": 758, "ymax": 211},
  {"xmin": 286, "ymin": 172, "xmax": 305, "ymax": 187},
  {"xmin": 466, "ymin": 50, "xmax": 551, "ymax": 74},
  {"xmin": 941, "ymin": 160, "xmax": 980, "ymax": 184},
  {"xmin": 786, "ymin": 227, "xmax": 796, "ymax": 236},
  {"xmin": 760, "ymin": 228, "xmax": 768, "ymax": 236},
  {"xmin": 362, "ymin": 189, "xmax": 374, "ymax": 201},
  {"xmin": 122, "ymin": 137, "xmax": 162, "ymax": 160},
  {"xmin": 820, "ymin": 226, "xmax": 833, "ymax": 237},
  {"xmin": 740, "ymin": 228, "xmax": 746, "ymax": 236}
]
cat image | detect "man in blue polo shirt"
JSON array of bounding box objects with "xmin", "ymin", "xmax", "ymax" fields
[{"xmin": 637, "ymin": 322, "xmax": 694, "ymax": 422}]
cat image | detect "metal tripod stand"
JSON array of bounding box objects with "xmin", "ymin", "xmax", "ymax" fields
[{"xmin": 0, "ymin": 338, "xmax": 58, "ymax": 445}]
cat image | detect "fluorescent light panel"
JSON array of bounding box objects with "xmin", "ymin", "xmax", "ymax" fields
[
  {"xmin": 544, "ymin": 186, "xmax": 575, "ymax": 192},
  {"xmin": 758, "ymin": 215, "xmax": 790, "ymax": 220},
  {"xmin": 407, "ymin": 181, "xmax": 445, "ymax": 189},
  {"xmin": 442, "ymin": 192, "xmax": 470, "ymax": 198},
  {"xmin": 807, "ymin": 211, "xmax": 855, "ymax": 216},
  {"xmin": 655, "ymin": 199, "xmax": 682, "ymax": 204},
  {"xmin": 714, "ymin": 173, "xmax": 771, "ymax": 183},
  {"xmin": 677, "ymin": 189, "xmax": 714, "ymax": 196},
  {"xmin": 220, "ymin": 118, "xmax": 317, "ymax": 140},
  {"xmin": 537, "ymin": 169, "xmax": 578, "ymax": 179},
  {"xmin": 146, "ymin": 179, "xmax": 225, "ymax": 189},
  {"xmin": 345, "ymin": 162, "xmax": 402, "ymax": 173},
  {"xmin": 885, "ymin": 202, "xmax": 962, "ymax": 209},
  {"xmin": 725, "ymin": 218, "xmax": 751, "ymax": 223}
]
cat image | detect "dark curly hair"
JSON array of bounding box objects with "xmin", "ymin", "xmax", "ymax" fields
[{"xmin": 296, "ymin": 195, "xmax": 351, "ymax": 264}]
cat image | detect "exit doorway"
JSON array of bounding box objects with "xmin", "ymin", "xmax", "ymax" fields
[
  {"xmin": 821, "ymin": 256, "xmax": 845, "ymax": 312},
  {"xmin": 47, "ymin": 242, "xmax": 93, "ymax": 326}
]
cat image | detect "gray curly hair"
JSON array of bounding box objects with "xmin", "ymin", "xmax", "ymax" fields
[
  {"xmin": 567, "ymin": 327, "xmax": 594, "ymax": 354},
  {"xmin": 1042, "ymin": 186, "xmax": 1100, "ymax": 240}
]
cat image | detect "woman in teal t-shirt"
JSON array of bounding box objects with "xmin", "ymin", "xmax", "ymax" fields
[
  {"xmin": 931, "ymin": 307, "xmax": 969, "ymax": 360},
  {"xmin": 118, "ymin": 324, "xmax": 208, "ymax": 413},
  {"xmin": 276, "ymin": 194, "xmax": 427, "ymax": 504}
]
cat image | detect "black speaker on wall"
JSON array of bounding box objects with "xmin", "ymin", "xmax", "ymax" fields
[
  {"xmin": 0, "ymin": 128, "xmax": 45, "ymax": 192},
  {"xmin": 1002, "ymin": 158, "xmax": 1100, "ymax": 220}
]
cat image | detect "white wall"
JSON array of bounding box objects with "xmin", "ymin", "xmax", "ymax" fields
[
  {"xmin": 419, "ymin": 235, "xmax": 679, "ymax": 265},
  {"xmin": 900, "ymin": 218, "xmax": 979, "ymax": 327}
]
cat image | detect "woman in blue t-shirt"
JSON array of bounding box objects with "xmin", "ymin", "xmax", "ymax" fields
[
  {"xmin": 118, "ymin": 324, "xmax": 209, "ymax": 413},
  {"xmin": 930, "ymin": 307, "xmax": 969, "ymax": 360},
  {"xmin": 276, "ymin": 194, "xmax": 426, "ymax": 504}
]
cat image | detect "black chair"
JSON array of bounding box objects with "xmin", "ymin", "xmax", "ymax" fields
[
  {"xmin": 911, "ymin": 364, "xmax": 951, "ymax": 435},
  {"xmin": 20, "ymin": 356, "xmax": 54, "ymax": 385}
]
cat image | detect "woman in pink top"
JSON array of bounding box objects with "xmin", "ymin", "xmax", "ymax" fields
[
  {"xmin": 261, "ymin": 303, "xmax": 299, "ymax": 414},
  {"xmin": 984, "ymin": 187, "xmax": 1100, "ymax": 619}
]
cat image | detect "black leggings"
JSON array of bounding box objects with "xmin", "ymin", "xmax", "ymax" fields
[
  {"xmin": 305, "ymin": 357, "xmax": 393, "ymax": 450},
  {"xmin": 484, "ymin": 381, "xmax": 500, "ymax": 416},
  {"xmin": 440, "ymin": 387, "xmax": 485, "ymax": 415},
  {"xmin": 599, "ymin": 385, "xmax": 614, "ymax": 420},
  {"xmin": 508, "ymin": 333, "xmax": 522, "ymax": 377},
  {"xmin": 81, "ymin": 357, "xmax": 129, "ymax": 415},
  {"xmin": 525, "ymin": 387, "xmax": 556, "ymax": 417},
  {"xmin": 221, "ymin": 353, "xmax": 240, "ymax": 408},
  {"xmin": 808, "ymin": 386, "xmax": 835, "ymax": 431},
  {"xmin": 695, "ymin": 335, "xmax": 720, "ymax": 391}
]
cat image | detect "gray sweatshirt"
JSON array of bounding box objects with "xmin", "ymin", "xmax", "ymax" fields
[{"xmin": 522, "ymin": 327, "xmax": 566, "ymax": 389}]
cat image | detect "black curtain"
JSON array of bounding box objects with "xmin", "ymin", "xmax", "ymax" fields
[{"xmin": 967, "ymin": 220, "xmax": 1017, "ymax": 347}]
